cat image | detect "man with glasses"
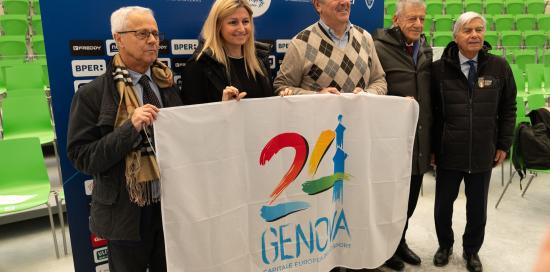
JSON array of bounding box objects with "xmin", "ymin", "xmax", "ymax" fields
[
  {"xmin": 67, "ymin": 6, "xmax": 182, "ymax": 271},
  {"xmin": 431, "ymin": 12, "xmax": 516, "ymax": 272},
  {"xmin": 373, "ymin": 0, "xmax": 432, "ymax": 270},
  {"xmin": 274, "ymin": 0, "xmax": 387, "ymax": 96}
]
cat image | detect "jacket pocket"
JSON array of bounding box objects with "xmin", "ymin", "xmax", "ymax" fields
[{"xmin": 92, "ymin": 174, "xmax": 120, "ymax": 205}]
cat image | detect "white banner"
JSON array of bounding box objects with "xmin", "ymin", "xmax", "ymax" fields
[{"xmin": 155, "ymin": 94, "xmax": 419, "ymax": 271}]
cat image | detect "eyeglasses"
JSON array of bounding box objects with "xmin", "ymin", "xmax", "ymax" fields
[
  {"xmin": 403, "ymin": 16, "xmax": 425, "ymax": 24},
  {"xmin": 118, "ymin": 29, "xmax": 164, "ymax": 41}
]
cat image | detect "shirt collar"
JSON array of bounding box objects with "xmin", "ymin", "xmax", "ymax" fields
[
  {"xmin": 458, "ymin": 51, "xmax": 478, "ymax": 64},
  {"xmin": 318, "ymin": 19, "xmax": 352, "ymax": 40},
  {"xmin": 127, "ymin": 68, "xmax": 152, "ymax": 86}
]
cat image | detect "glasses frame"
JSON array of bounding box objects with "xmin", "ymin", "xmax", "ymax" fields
[{"xmin": 118, "ymin": 29, "xmax": 164, "ymax": 41}]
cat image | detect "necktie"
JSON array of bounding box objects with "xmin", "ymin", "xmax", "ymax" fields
[
  {"xmin": 466, "ymin": 60, "xmax": 477, "ymax": 91},
  {"xmin": 405, "ymin": 45, "xmax": 414, "ymax": 56},
  {"xmin": 138, "ymin": 75, "xmax": 162, "ymax": 108}
]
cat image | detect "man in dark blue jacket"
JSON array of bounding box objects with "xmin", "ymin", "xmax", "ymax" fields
[{"xmin": 431, "ymin": 11, "xmax": 516, "ymax": 272}]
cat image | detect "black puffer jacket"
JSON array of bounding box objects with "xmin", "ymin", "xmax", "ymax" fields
[
  {"xmin": 432, "ymin": 42, "xmax": 516, "ymax": 173},
  {"xmin": 373, "ymin": 27, "xmax": 433, "ymax": 175},
  {"xmin": 181, "ymin": 41, "xmax": 273, "ymax": 104}
]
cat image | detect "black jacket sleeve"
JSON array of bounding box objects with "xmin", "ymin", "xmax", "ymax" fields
[{"xmin": 66, "ymin": 80, "xmax": 142, "ymax": 176}]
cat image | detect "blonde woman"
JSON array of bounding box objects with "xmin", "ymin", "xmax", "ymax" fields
[{"xmin": 181, "ymin": 0, "xmax": 273, "ymax": 104}]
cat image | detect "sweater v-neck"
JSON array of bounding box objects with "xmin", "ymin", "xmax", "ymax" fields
[{"xmin": 313, "ymin": 24, "xmax": 356, "ymax": 56}]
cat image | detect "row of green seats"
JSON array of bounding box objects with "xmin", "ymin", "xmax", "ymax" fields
[
  {"xmin": 384, "ymin": 14, "xmax": 550, "ymax": 32},
  {"xmin": 2, "ymin": 0, "xmax": 40, "ymax": 15},
  {"xmin": 0, "ymin": 14, "xmax": 42, "ymax": 36},
  {"xmin": 385, "ymin": 0, "xmax": 546, "ymax": 15},
  {"xmin": 0, "ymin": 35, "xmax": 45, "ymax": 59}
]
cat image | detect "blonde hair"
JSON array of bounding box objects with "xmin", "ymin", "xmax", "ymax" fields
[{"xmin": 199, "ymin": 0, "xmax": 265, "ymax": 79}]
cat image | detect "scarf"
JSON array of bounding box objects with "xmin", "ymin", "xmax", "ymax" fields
[{"xmin": 112, "ymin": 54, "xmax": 173, "ymax": 206}]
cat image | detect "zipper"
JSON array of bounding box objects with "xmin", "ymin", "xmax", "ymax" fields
[{"xmin": 468, "ymin": 73, "xmax": 474, "ymax": 173}]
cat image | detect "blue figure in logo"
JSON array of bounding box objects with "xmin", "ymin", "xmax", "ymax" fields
[{"xmin": 333, "ymin": 115, "xmax": 348, "ymax": 203}]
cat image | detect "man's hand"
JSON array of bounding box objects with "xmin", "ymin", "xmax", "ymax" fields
[
  {"xmin": 319, "ymin": 87, "xmax": 340, "ymax": 95},
  {"xmin": 353, "ymin": 87, "xmax": 365, "ymax": 94},
  {"xmin": 131, "ymin": 104, "xmax": 159, "ymax": 132},
  {"xmin": 279, "ymin": 88, "xmax": 293, "ymax": 97},
  {"xmin": 222, "ymin": 86, "xmax": 247, "ymax": 101},
  {"xmin": 493, "ymin": 149, "xmax": 507, "ymax": 167}
]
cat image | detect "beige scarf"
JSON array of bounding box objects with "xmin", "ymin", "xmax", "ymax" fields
[{"xmin": 112, "ymin": 54, "xmax": 173, "ymax": 206}]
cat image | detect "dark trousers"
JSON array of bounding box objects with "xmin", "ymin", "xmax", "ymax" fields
[
  {"xmin": 108, "ymin": 203, "xmax": 166, "ymax": 272},
  {"xmin": 400, "ymin": 174, "xmax": 424, "ymax": 245},
  {"xmin": 434, "ymin": 168, "xmax": 491, "ymax": 254}
]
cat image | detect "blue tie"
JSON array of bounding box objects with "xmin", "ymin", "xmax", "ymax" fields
[{"xmin": 467, "ymin": 60, "xmax": 477, "ymax": 90}]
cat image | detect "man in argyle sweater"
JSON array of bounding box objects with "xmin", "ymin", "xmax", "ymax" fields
[{"xmin": 274, "ymin": 0, "xmax": 387, "ymax": 96}]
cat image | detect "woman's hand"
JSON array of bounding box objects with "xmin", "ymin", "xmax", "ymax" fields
[{"xmin": 222, "ymin": 86, "xmax": 247, "ymax": 101}]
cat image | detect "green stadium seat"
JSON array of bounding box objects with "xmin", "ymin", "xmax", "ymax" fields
[
  {"xmin": 465, "ymin": 0, "xmax": 483, "ymax": 13},
  {"xmin": 501, "ymin": 31, "xmax": 523, "ymax": 47},
  {"xmin": 485, "ymin": 15, "xmax": 495, "ymax": 31},
  {"xmin": 527, "ymin": 93, "xmax": 547, "ymax": 111},
  {"xmin": 484, "ymin": 31, "xmax": 499, "ymax": 48},
  {"xmin": 433, "ymin": 31, "xmax": 453, "ymax": 47},
  {"xmin": 515, "ymin": 96, "xmax": 529, "ymax": 125},
  {"xmin": 489, "ymin": 48, "xmax": 504, "ymax": 57},
  {"xmin": 424, "ymin": 15, "xmax": 433, "ymax": 32},
  {"xmin": 516, "ymin": 15, "xmax": 537, "ymax": 32},
  {"xmin": 510, "ymin": 64, "xmax": 527, "ymax": 96},
  {"xmin": 514, "ymin": 49, "xmax": 537, "ymax": 70},
  {"xmin": 2, "ymin": 0, "xmax": 30, "ymax": 15},
  {"xmin": 0, "ymin": 35, "xmax": 27, "ymax": 59},
  {"xmin": 32, "ymin": 0, "xmax": 40, "ymax": 15},
  {"xmin": 423, "ymin": 32, "xmax": 431, "ymax": 46},
  {"xmin": 505, "ymin": 49, "xmax": 515, "ymax": 64},
  {"xmin": 31, "ymin": 56, "xmax": 49, "ymax": 86},
  {"xmin": 536, "ymin": 15, "xmax": 550, "ymax": 32},
  {"xmin": 526, "ymin": 0, "xmax": 546, "ymax": 14},
  {"xmin": 386, "ymin": 2, "xmax": 396, "ymax": 16},
  {"xmin": 434, "ymin": 14, "xmax": 454, "ymax": 31},
  {"xmin": 5, "ymin": 63, "xmax": 46, "ymax": 91},
  {"xmin": 494, "ymin": 15, "xmax": 515, "ymax": 31},
  {"xmin": 1, "ymin": 95, "xmax": 54, "ymax": 144},
  {"xmin": 0, "ymin": 15, "xmax": 28, "ymax": 36},
  {"xmin": 427, "ymin": 2, "xmax": 444, "ymax": 15},
  {"xmin": 485, "ymin": 1, "xmax": 505, "ymax": 15},
  {"xmin": 32, "ymin": 17, "xmax": 42, "ymax": 35},
  {"xmin": 506, "ymin": 0, "xmax": 526, "ymax": 15},
  {"xmin": 0, "ymin": 58, "xmax": 24, "ymax": 90},
  {"xmin": 544, "ymin": 67, "xmax": 550, "ymax": 92},
  {"xmin": 543, "ymin": 50, "xmax": 550, "ymax": 67},
  {"xmin": 524, "ymin": 30, "xmax": 546, "ymax": 48},
  {"xmin": 445, "ymin": 1, "xmax": 463, "ymax": 16},
  {"xmin": 525, "ymin": 63, "xmax": 545, "ymax": 94},
  {"xmin": 384, "ymin": 15, "xmax": 393, "ymax": 28},
  {"xmin": 31, "ymin": 35, "xmax": 45, "ymax": 57}
]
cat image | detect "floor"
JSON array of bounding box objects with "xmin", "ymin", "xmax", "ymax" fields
[{"xmin": 1, "ymin": 160, "xmax": 549, "ymax": 272}]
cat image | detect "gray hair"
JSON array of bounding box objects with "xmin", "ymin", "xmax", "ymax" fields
[
  {"xmin": 453, "ymin": 11, "xmax": 486, "ymax": 37},
  {"xmin": 395, "ymin": 0, "xmax": 426, "ymax": 16},
  {"xmin": 110, "ymin": 6, "xmax": 154, "ymax": 35}
]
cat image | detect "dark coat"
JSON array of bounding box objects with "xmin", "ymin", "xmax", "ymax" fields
[
  {"xmin": 181, "ymin": 41, "xmax": 274, "ymax": 105},
  {"xmin": 431, "ymin": 42, "xmax": 516, "ymax": 173},
  {"xmin": 373, "ymin": 27, "xmax": 433, "ymax": 175},
  {"xmin": 67, "ymin": 63, "xmax": 183, "ymax": 240}
]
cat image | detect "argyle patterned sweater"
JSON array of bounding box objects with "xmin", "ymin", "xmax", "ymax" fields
[{"xmin": 274, "ymin": 22, "xmax": 387, "ymax": 95}]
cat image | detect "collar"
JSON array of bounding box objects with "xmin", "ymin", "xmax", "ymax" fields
[
  {"xmin": 458, "ymin": 51, "xmax": 478, "ymax": 64},
  {"xmin": 127, "ymin": 68, "xmax": 152, "ymax": 86},
  {"xmin": 318, "ymin": 19, "xmax": 352, "ymax": 39}
]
